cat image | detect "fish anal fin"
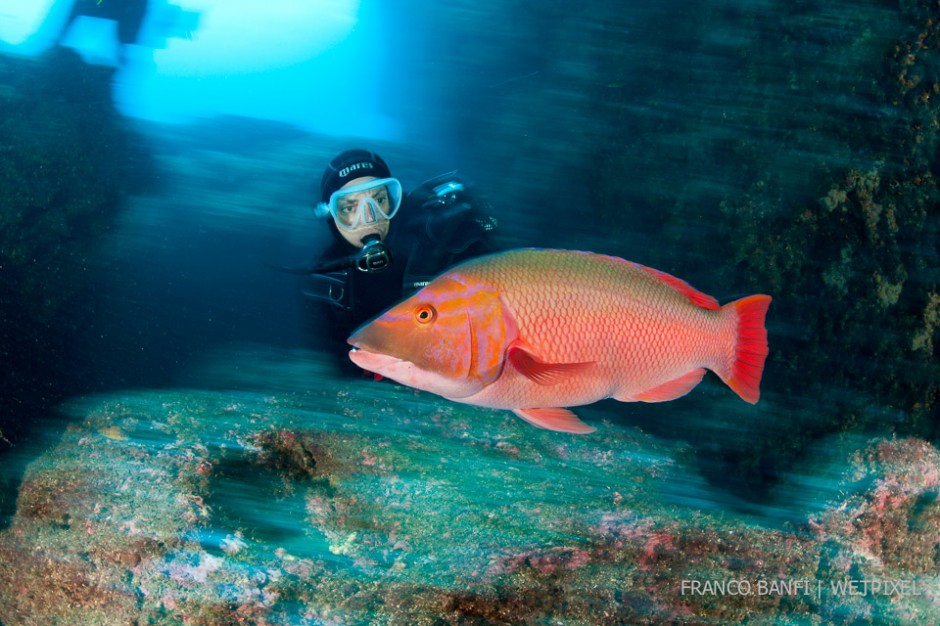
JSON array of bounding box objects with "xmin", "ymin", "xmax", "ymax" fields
[
  {"xmin": 625, "ymin": 368, "xmax": 706, "ymax": 403},
  {"xmin": 513, "ymin": 408, "xmax": 595, "ymax": 434},
  {"xmin": 636, "ymin": 264, "xmax": 721, "ymax": 310},
  {"xmin": 508, "ymin": 343, "xmax": 595, "ymax": 386}
]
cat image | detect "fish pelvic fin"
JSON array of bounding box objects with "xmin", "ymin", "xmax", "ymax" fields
[
  {"xmin": 513, "ymin": 408, "xmax": 596, "ymax": 434},
  {"xmin": 508, "ymin": 342, "xmax": 595, "ymax": 386},
  {"xmin": 718, "ymin": 294, "xmax": 772, "ymax": 404}
]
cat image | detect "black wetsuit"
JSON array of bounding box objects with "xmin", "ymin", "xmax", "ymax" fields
[{"xmin": 304, "ymin": 175, "xmax": 499, "ymax": 371}]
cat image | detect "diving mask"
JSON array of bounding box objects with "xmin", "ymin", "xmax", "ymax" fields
[{"xmin": 320, "ymin": 178, "xmax": 403, "ymax": 232}]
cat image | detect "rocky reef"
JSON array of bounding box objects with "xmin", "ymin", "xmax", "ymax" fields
[
  {"xmin": 0, "ymin": 351, "xmax": 937, "ymax": 624},
  {"xmin": 433, "ymin": 0, "xmax": 939, "ymax": 497},
  {"xmin": 713, "ymin": 1, "xmax": 940, "ymax": 440},
  {"xmin": 0, "ymin": 49, "xmax": 151, "ymax": 451}
]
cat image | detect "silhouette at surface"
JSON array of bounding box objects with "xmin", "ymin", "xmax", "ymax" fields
[
  {"xmin": 57, "ymin": 0, "xmax": 149, "ymax": 48},
  {"xmin": 35, "ymin": 0, "xmax": 200, "ymax": 64}
]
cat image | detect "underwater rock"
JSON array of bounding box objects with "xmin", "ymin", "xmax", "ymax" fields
[
  {"xmin": 435, "ymin": 0, "xmax": 939, "ymax": 498},
  {"xmin": 712, "ymin": 0, "xmax": 940, "ymax": 446},
  {"xmin": 0, "ymin": 367, "xmax": 937, "ymax": 624},
  {"xmin": 0, "ymin": 49, "xmax": 151, "ymax": 452},
  {"xmin": 494, "ymin": 0, "xmax": 940, "ymax": 495}
]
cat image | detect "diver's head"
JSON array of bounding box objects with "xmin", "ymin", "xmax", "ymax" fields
[{"xmin": 317, "ymin": 150, "xmax": 402, "ymax": 248}]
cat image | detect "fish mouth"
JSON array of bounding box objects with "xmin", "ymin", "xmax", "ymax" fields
[
  {"xmin": 347, "ymin": 348, "xmax": 424, "ymax": 389},
  {"xmin": 348, "ymin": 346, "xmax": 405, "ymax": 373},
  {"xmin": 347, "ymin": 346, "xmax": 479, "ymax": 400}
]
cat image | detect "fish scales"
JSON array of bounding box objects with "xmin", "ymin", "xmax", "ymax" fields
[{"xmin": 459, "ymin": 251, "xmax": 732, "ymax": 406}]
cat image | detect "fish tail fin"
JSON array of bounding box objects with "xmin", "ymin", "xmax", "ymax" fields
[{"xmin": 717, "ymin": 294, "xmax": 771, "ymax": 404}]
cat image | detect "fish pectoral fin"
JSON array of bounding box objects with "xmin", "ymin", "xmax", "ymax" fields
[
  {"xmin": 507, "ymin": 343, "xmax": 595, "ymax": 386},
  {"xmin": 620, "ymin": 369, "xmax": 706, "ymax": 403},
  {"xmin": 513, "ymin": 408, "xmax": 596, "ymax": 434}
]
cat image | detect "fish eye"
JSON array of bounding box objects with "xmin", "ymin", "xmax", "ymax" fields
[{"xmin": 414, "ymin": 304, "xmax": 437, "ymax": 325}]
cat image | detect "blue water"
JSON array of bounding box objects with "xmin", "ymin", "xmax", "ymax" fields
[{"xmin": 1, "ymin": 1, "xmax": 938, "ymax": 624}]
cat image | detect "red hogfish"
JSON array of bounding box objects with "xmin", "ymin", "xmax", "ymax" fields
[{"xmin": 348, "ymin": 249, "xmax": 771, "ymax": 434}]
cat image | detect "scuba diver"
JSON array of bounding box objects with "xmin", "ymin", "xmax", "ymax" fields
[
  {"xmin": 52, "ymin": 0, "xmax": 148, "ymax": 62},
  {"xmin": 303, "ymin": 149, "xmax": 499, "ymax": 372},
  {"xmin": 44, "ymin": 0, "xmax": 199, "ymax": 64}
]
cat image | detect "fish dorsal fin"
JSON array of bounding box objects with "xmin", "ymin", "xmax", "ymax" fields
[
  {"xmin": 635, "ymin": 264, "xmax": 721, "ymax": 310},
  {"xmin": 513, "ymin": 408, "xmax": 596, "ymax": 434},
  {"xmin": 507, "ymin": 341, "xmax": 595, "ymax": 386}
]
